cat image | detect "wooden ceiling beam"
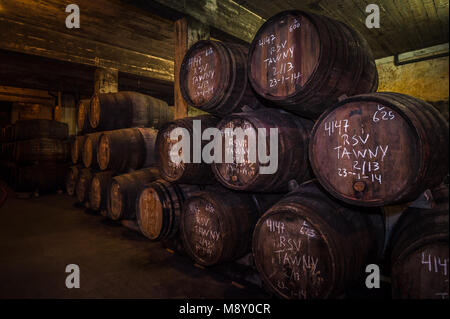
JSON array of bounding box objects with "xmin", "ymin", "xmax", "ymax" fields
[
  {"xmin": 0, "ymin": 0, "xmax": 174, "ymax": 82},
  {"xmin": 137, "ymin": 0, "xmax": 265, "ymax": 44}
]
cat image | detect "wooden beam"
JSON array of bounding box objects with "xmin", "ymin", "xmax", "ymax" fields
[
  {"xmin": 0, "ymin": 86, "xmax": 54, "ymax": 105},
  {"xmin": 174, "ymin": 18, "xmax": 210, "ymax": 119},
  {"xmin": 139, "ymin": 0, "xmax": 264, "ymax": 44},
  {"xmin": 0, "ymin": 49, "xmax": 174, "ymax": 104},
  {"xmin": 0, "ymin": 0, "xmax": 174, "ymax": 82}
]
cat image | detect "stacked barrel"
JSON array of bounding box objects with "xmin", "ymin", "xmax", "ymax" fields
[
  {"xmin": 66, "ymin": 9, "xmax": 448, "ymax": 300},
  {"xmin": 164, "ymin": 10, "xmax": 447, "ymax": 299},
  {"xmin": 68, "ymin": 91, "xmax": 174, "ymax": 219},
  {"xmin": 0, "ymin": 119, "xmax": 70, "ymax": 194}
]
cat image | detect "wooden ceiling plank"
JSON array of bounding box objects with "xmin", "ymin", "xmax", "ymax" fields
[
  {"xmin": 0, "ymin": 0, "xmax": 175, "ymax": 60},
  {"xmin": 0, "ymin": 17, "xmax": 174, "ymax": 83}
]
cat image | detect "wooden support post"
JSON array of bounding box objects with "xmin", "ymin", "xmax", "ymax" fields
[
  {"xmin": 174, "ymin": 18, "xmax": 210, "ymax": 119},
  {"xmin": 94, "ymin": 68, "xmax": 118, "ymax": 94}
]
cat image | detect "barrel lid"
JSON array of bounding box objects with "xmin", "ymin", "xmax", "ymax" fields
[
  {"xmin": 82, "ymin": 136, "xmax": 93, "ymax": 167},
  {"xmin": 179, "ymin": 40, "xmax": 229, "ymax": 108},
  {"xmin": 248, "ymin": 10, "xmax": 321, "ymax": 101},
  {"xmin": 137, "ymin": 187, "xmax": 164, "ymax": 240},
  {"xmin": 77, "ymin": 100, "xmax": 87, "ymax": 129},
  {"xmin": 212, "ymin": 117, "xmax": 259, "ymax": 189},
  {"xmin": 90, "ymin": 176, "xmax": 102, "ymax": 211},
  {"xmin": 181, "ymin": 195, "xmax": 224, "ymax": 266},
  {"xmin": 98, "ymin": 134, "xmax": 110, "ymax": 171},
  {"xmin": 310, "ymin": 96, "xmax": 421, "ymax": 206},
  {"xmin": 157, "ymin": 123, "xmax": 187, "ymax": 181},
  {"xmin": 109, "ymin": 181, "xmax": 123, "ymax": 220},
  {"xmin": 89, "ymin": 94, "xmax": 100, "ymax": 128},
  {"xmin": 253, "ymin": 208, "xmax": 334, "ymax": 299}
]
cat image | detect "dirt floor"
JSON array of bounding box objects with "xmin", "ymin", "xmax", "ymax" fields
[{"xmin": 0, "ymin": 183, "xmax": 267, "ymax": 299}]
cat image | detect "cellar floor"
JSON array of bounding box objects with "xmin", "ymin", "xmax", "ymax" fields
[{"xmin": 0, "ymin": 183, "xmax": 266, "ymax": 299}]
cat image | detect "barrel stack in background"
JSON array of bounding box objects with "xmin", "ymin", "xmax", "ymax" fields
[
  {"xmin": 68, "ymin": 91, "xmax": 174, "ymax": 213},
  {"xmin": 0, "ymin": 119, "xmax": 69, "ymax": 195}
]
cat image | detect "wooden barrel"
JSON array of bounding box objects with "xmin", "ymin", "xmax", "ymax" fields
[
  {"xmin": 14, "ymin": 163, "xmax": 69, "ymax": 193},
  {"xmin": 389, "ymin": 184, "xmax": 449, "ymax": 299},
  {"xmin": 82, "ymin": 132, "xmax": 104, "ymax": 169},
  {"xmin": 14, "ymin": 119, "xmax": 68, "ymax": 141},
  {"xmin": 180, "ymin": 186, "xmax": 281, "ymax": 266},
  {"xmin": 76, "ymin": 168, "xmax": 94, "ymax": 204},
  {"xmin": 179, "ymin": 40, "xmax": 260, "ymax": 117},
  {"xmin": 212, "ymin": 108, "xmax": 313, "ymax": 192},
  {"xmin": 66, "ymin": 165, "xmax": 81, "ymax": 196},
  {"xmin": 107, "ymin": 167, "xmax": 160, "ymax": 221},
  {"xmin": 89, "ymin": 171, "xmax": 114, "ymax": 211},
  {"xmin": 97, "ymin": 127, "xmax": 158, "ymax": 172},
  {"xmin": 252, "ymin": 180, "xmax": 384, "ymax": 299},
  {"xmin": 136, "ymin": 179, "xmax": 202, "ymax": 240},
  {"xmin": 156, "ymin": 115, "xmax": 220, "ymax": 184},
  {"xmin": 0, "ymin": 161, "xmax": 18, "ymax": 187},
  {"xmin": 70, "ymin": 135, "xmax": 85, "ymax": 164},
  {"xmin": 14, "ymin": 138, "xmax": 69, "ymax": 164},
  {"xmin": 309, "ymin": 92, "xmax": 449, "ymax": 206},
  {"xmin": 89, "ymin": 91, "xmax": 173, "ymax": 131},
  {"xmin": 4, "ymin": 125, "xmax": 14, "ymax": 142},
  {"xmin": 0, "ymin": 143, "xmax": 14, "ymax": 161},
  {"xmin": 248, "ymin": 10, "xmax": 378, "ymax": 119},
  {"xmin": 76, "ymin": 99, "xmax": 92, "ymax": 134}
]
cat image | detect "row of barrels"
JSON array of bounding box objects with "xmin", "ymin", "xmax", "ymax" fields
[
  {"xmin": 71, "ymin": 127, "xmax": 158, "ymax": 172},
  {"xmin": 0, "ymin": 119, "xmax": 68, "ymax": 142},
  {"xmin": 0, "ymin": 161, "xmax": 68, "ymax": 193},
  {"xmin": 73, "ymin": 91, "xmax": 448, "ymax": 207},
  {"xmin": 179, "ymin": 10, "xmax": 378, "ymax": 119},
  {"xmin": 0, "ymin": 119, "xmax": 70, "ymax": 194},
  {"xmin": 77, "ymin": 91, "xmax": 174, "ymax": 134},
  {"xmin": 0, "ymin": 138, "xmax": 70, "ymax": 164},
  {"xmin": 154, "ymin": 92, "xmax": 449, "ymax": 207},
  {"xmin": 65, "ymin": 166, "xmax": 448, "ymax": 299}
]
